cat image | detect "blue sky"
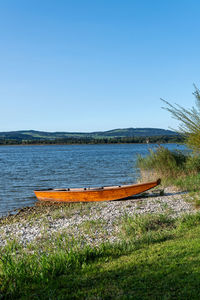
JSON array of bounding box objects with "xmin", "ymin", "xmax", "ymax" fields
[{"xmin": 0, "ymin": 0, "xmax": 200, "ymax": 132}]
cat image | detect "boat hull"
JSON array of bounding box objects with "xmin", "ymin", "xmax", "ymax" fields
[{"xmin": 34, "ymin": 179, "xmax": 161, "ymax": 203}]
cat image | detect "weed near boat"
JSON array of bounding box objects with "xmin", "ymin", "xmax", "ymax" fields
[{"xmin": 137, "ymin": 146, "xmax": 200, "ymax": 192}]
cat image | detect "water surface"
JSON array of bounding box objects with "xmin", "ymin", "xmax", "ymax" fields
[{"xmin": 0, "ymin": 143, "xmax": 186, "ymax": 217}]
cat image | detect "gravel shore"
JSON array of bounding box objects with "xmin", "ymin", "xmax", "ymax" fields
[{"xmin": 0, "ymin": 187, "xmax": 196, "ymax": 248}]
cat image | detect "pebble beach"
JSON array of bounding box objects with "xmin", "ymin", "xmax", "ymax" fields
[{"xmin": 0, "ymin": 186, "xmax": 196, "ymax": 249}]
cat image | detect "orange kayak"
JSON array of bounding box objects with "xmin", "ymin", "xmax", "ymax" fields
[{"xmin": 34, "ymin": 179, "xmax": 161, "ymax": 203}]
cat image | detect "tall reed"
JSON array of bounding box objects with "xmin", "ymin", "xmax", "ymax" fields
[{"xmin": 137, "ymin": 146, "xmax": 200, "ymax": 190}]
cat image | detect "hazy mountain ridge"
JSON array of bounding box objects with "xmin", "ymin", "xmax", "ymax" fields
[{"xmin": 0, "ymin": 128, "xmax": 177, "ymax": 141}]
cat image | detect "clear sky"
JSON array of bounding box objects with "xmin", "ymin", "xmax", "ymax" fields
[{"xmin": 0, "ymin": 0, "xmax": 200, "ymax": 132}]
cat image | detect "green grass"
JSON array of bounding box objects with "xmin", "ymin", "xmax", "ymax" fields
[
  {"xmin": 1, "ymin": 213, "xmax": 200, "ymax": 299},
  {"xmin": 137, "ymin": 146, "xmax": 200, "ymax": 192},
  {"xmin": 121, "ymin": 213, "xmax": 175, "ymax": 238},
  {"xmin": 171, "ymin": 173, "xmax": 200, "ymax": 192}
]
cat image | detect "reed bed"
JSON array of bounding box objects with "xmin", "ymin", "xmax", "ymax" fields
[{"xmin": 137, "ymin": 146, "xmax": 200, "ymax": 191}]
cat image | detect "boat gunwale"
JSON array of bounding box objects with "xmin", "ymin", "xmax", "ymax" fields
[{"xmin": 34, "ymin": 179, "xmax": 161, "ymax": 193}]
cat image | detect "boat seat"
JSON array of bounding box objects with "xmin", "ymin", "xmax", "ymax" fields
[
  {"xmin": 104, "ymin": 185, "xmax": 121, "ymax": 189},
  {"xmin": 88, "ymin": 187, "xmax": 104, "ymax": 190}
]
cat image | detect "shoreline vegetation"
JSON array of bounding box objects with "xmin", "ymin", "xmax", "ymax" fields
[
  {"xmin": 137, "ymin": 146, "xmax": 200, "ymax": 193},
  {"xmin": 0, "ymin": 135, "xmax": 183, "ymax": 145}
]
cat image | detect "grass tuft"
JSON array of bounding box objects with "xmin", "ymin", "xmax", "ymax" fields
[
  {"xmin": 137, "ymin": 146, "xmax": 200, "ymax": 192},
  {"xmin": 121, "ymin": 213, "xmax": 175, "ymax": 237}
]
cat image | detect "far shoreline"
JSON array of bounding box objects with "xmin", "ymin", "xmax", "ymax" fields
[{"xmin": 0, "ymin": 141, "xmax": 184, "ymax": 147}]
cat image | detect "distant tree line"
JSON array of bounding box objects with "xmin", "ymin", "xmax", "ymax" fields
[{"xmin": 0, "ymin": 135, "xmax": 184, "ymax": 145}]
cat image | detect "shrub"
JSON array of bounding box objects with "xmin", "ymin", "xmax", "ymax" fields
[
  {"xmin": 137, "ymin": 146, "xmax": 187, "ymax": 178},
  {"xmin": 137, "ymin": 146, "xmax": 200, "ymax": 190},
  {"xmin": 161, "ymin": 85, "xmax": 200, "ymax": 152}
]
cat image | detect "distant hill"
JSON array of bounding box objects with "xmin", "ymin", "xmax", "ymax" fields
[
  {"xmin": 90, "ymin": 128, "xmax": 177, "ymax": 137},
  {"xmin": 0, "ymin": 128, "xmax": 177, "ymax": 141}
]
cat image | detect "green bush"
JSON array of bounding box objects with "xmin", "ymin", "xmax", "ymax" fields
[
  {"xmin": 172, "ymin": 173, "xmax": 200, "ymax": 192},
  {"xmin": 137, "ymin": 146, "xmax": 200, "ymax": 190},
  {"xmin": 137, "ymin": 146, "xmax": 187, "ymax": 178},
  {"xmin": 185, "ymin": 154, "xmax": 200, "ymax": 174},
  {"xmin": 162, "ymin": 85, "xmax": 200, "ymax": 152}
]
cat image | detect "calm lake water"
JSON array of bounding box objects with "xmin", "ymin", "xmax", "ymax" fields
[{"xmin": 0, "ymin": 143, "xmax": 186, "ymax": 217}]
